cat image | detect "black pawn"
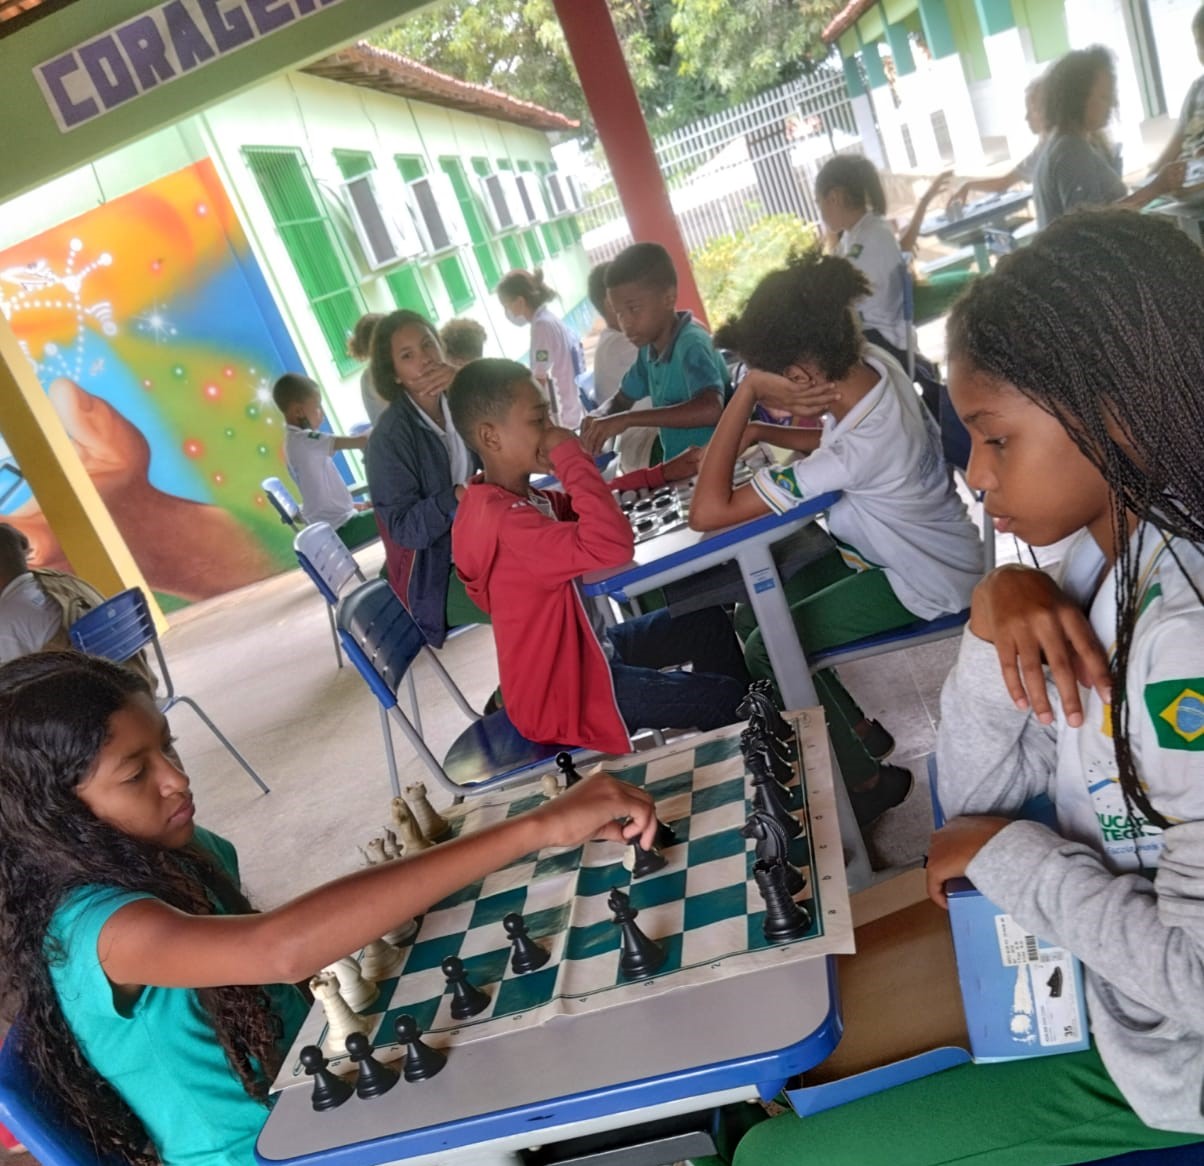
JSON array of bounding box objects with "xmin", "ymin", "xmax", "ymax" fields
[
  {"xmin": 300, "ymin": 1044, "xmax": 353, "ymax": 1112},
  {"xmin": 654, "ymin": 818, "xmax": 678, "ymax": 849},
  {"xmin": 442, "ymin": 955, "xmax": 490, "ymax": 1019},
  {"xmin": 752, "ymin": 779, "xmax": 802, "ymax": 840},
  {"xmin": 393, "ymin": 1013, "xmax": 447, "ymax": 1082},
  {"xmin": 503, "ymin": 912, "xmax": 550, "ymax": 974},
  {"xmin": 753, "ymin": 860, "xmax": 812, "ymax": 943},
  {"xmin": 344, "ymin": 1031, "xmax": 398, "ymax": 1099},
  {"xmin": 629, "ymin": 840, "xmax": 667, "ymax": 879},
  {"xmin": 555, "ymin": 751, "xmax": 583, "ymax": 787},
  {"xmin": 608, "ymin": 887, "xmax": 666, "ymax": 979}
]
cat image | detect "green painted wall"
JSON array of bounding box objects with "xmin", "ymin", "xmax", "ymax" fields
[
  {"xmin": 0, "ymin": 0, "xmax": 424, "ymax": 204},
  {"xmin": 1013, "ymin": 0, "xmax": 1070, "ymax": 62},
  {"xmin": 948, "ymin": 0, "xmax": 991, "ymax": 82}
]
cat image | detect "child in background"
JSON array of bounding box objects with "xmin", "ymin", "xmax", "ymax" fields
[
  {"xmin": 365, "ymin": 311, "xmax": 484, "ymax": 646},
  {"xmin": 690, "ymin": 252, "xmax": 981, "ymax": 827},
  {"xmin": 348, "ymin": 313, "xmax": 387, "ymax": 424},
  {"xmin": 0, "ymin": 651, "xmax": 656, "ymax": 1166},
  {"xmin": 733, "ymin": 210, "xmax": 1204, "ymax": 1166},
  {"xmin": 449, "ymin": 359, "xmax": 747, "ymax": 756},
  {"xmin": 439, "ymin": 317, "xmax": 488, "ymax": 369},
  {"xmin": 586, "ymin": 262, "xmax": 637, "ymax": 408},
  {"xmin": 580, "ymin": 243, "xmax": 730, "ymax": 461},
  {"xmin": 496, "ymin": 269, "xmax": 586, "ymax": 429},
  {"xmin": 271, "ymin": 373, "xmax": 376, "ymax": 549}
]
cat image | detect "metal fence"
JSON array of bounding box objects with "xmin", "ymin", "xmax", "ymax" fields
[{"xmin": 579, "ymin": 65, "xmax": 862, "ymax": 264}]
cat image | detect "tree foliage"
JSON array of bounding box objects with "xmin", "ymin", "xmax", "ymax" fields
[{"xmin": 372, "ymin": 0, "xmax": 843, "ymax": 136}]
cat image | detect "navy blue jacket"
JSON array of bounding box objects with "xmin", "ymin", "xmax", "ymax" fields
[{"xmin": 366, "ymin": 395, "xmax": 479, "ymax": 648}]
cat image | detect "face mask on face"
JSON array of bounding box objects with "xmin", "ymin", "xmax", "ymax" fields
[{"xmin": 505, "ymin": 309, "xmax": 527, "ymax": 327}]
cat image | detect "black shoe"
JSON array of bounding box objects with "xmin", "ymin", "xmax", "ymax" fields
[
  {"xmin": 850, "ymin": 763, "xmax": 914, "ymax": 828},
  {"xmin": 856, "ymin": 719, "xmax": 895, "ymax": 762}
]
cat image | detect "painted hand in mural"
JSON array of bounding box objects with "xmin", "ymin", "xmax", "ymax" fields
[{"xmin": 8, "ymin": 379, "xmax": 273, "ymax": 601}]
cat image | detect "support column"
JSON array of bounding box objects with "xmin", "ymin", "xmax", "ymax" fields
[
  {"xmin": 552, "ymin": 0, "xmax": 707, "ymax": 327},
  {"xmin": 0, "ymin": 313, "xmax": 161, "ymax": 627},
  {"xmin": 844, "ymin": 54, "xmax": 888, "ymax": 170}
]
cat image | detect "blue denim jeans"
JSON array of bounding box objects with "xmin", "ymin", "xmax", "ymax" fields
[{"xmin": 608, "ymin": 607, "xmax": 748, "ymax": 734}]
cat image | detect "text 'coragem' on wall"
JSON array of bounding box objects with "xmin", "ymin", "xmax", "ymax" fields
[{"xmin": 35, "ymin": 0, "xmax": 347, "ymax": 133}]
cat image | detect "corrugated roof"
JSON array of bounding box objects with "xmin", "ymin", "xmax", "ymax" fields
[
  {"xmin": 303, "ymin": 41, "xmax": 579, "ymax": 132},
  {"xmin": 822, "ymin": 0, "xmax": 877, "ymax": 44}
]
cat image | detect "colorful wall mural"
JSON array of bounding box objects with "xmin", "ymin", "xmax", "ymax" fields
[{"xmin": 0, "ymin": 159, "xmax": 306, "ymax": 608}]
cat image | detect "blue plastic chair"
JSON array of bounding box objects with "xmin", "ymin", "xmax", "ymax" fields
[
  {"xmin": 261, "ymin": 476, "xmax": 303, "ymax": 530},
  {"xmin": 0, "ymin": 1025, "xmax": 122, "ymax": 1165},
  {"xmin": 336, "ymin": 579, "xmax": 588, "ymax": 799},
  {"xmin": 69, "ymin": 588, "xmax": 269, "ymax": 794},
  {"xmin": 294, "ymin": 521, "xmax": 367, "ymax": 669}
]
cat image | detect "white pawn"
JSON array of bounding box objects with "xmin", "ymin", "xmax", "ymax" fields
[
  {"xmin": 359, "ymin": 938, "xmax": 404, "ymax": 981},
  {"xmin": 322, "ymin": 956, "xmax": 378, "ymax": 1012},
  {"xmin": 381, "ymin": 828, "xmax": 402, "ymax": 860},
  {"xmin": 382, "ymin": 918, "xmax": 418, "ymax": 947},
  {"xmin": 540, "ymin": 773, "xmax": 561, "ymax": 801},
  {"xmin": 311, "ymin": 971, "xmax": 373, "ymax": 1053},
  {"xmin": 404, "ymin": 782, "xmax": 450, "ymax": 841},
  {"xmin": 363, "ymin": 837, "xmax": 388, "ymax": 865},
  {"xmin": 391, "ymin": 796, "xmax": 429, "ymax": 852}
]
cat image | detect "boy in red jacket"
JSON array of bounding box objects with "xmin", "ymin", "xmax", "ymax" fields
[{"xmin": 448, "ymin": 359, "xmax": 748, "ymax": 755}]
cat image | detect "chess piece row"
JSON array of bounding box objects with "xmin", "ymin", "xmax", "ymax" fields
[
  {"xmin": 302, "ymin": 1013, "xmax": 446, "ymax": 1112},
  {"xmin": 359, "ymin": 782, "xmax": 452, "ymax": 868},
  {"xmin": 738, "ymin": 683, "xmax": 812, "ymax": 943}
]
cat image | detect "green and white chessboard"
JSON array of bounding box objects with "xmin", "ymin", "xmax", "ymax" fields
[{"xmin": 274, "ymin": 709, "xmax": 852, "ymax": 1091}]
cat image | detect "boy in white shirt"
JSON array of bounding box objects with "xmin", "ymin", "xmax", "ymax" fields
[
  {"xmin": 586, "ymin": 262, "xmax": 637, "ymax": 407},
  {"xmin": 271, "ymin": 374, "xmax": 376, "ymax": 548}
]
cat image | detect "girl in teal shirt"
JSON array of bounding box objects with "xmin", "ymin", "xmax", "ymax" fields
[{"xmin": 0, "ymin": 652, "xmax": 656, "ymax": 1165}]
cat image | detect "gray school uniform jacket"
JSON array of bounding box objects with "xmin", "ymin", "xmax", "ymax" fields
[{"xmin": 936, "ymin": 526, "xmax": 1204, "ymax": 1134}]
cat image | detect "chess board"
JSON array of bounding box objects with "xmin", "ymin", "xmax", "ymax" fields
[
  {"xmin": 273, "ymin": 710, "xmax": 852, "ymax": 1092},
  {"xmin": 617, "ymin": 454, "xmax": 768, "ymax": 546}
]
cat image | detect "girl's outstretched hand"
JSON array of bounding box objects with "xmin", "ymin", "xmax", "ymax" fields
[
  {"xmin": 531, "ymin": 771, "xmax": 658, "ymax": 851},
  {"xmin": 969, "ymin": 564, "xmax": 1111, "ymax": 728},
  {"xmin": 742, "ymin": 369, "xmax": 837, "ymax": 418},
  {"xmin": 926, "ymin": 815, "xmax": 1012, "ymax": 908}
]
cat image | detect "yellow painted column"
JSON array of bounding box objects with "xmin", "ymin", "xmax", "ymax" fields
[{"xmin": 0, "ymin": 311, "xmax": 164, "ymax": 630}]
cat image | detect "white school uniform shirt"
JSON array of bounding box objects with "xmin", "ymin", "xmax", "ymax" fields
[
  {"xmin": 750, "ymin": 346, "xmax": 982, "ymax": 620},
  {"xmin": 283, "ymin": 425, "xmax": 358, "ymax": 529},
  {"xmin": 531, "ymin": 305, "xmax": 584, "ymax": 429},
  {"xmin": 592, "ymin": 327, "xmax": 638, "ymax": 407},
  {"xmin": 0, "ymin": 572, "xmax": 62, "ymax": 664},
  {"xmin": 411, "ymin": 392, "xmax": 473, "ymax": 486},
  {"xmin": 837, "ymin": 213, "xmax": 907, "ymax": 351},
  {"xmin": 1049, "ymin": 525, "xmax": 1204, "ymax": 871}
]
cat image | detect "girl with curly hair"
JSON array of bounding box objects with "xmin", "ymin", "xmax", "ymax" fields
[{"xmin": 0, "ymin": 651, "xmax": 655, "ymax": 1164}]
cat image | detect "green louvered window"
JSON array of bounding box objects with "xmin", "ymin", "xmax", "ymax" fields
[
  {"xmin": 333, "ymin": 149, "xmax": 375, "ymax": 180},
  {"xmin": 244, "ymin": 146, "xmax": 366, "ymax": 375},
  {"xmin": 531, "ymin": 161, "xmax": 561, "ymax": 256},
  {"xmin": 440, "ymin": 157, "xmax": 502, "ymax": 290},
  {"xmin": 386, "ymin": 266, "xmax": 435, "ymax": 317},
  {"xmin": 395, "ymin": 154, "xmax": 475, "ymax": 312}
]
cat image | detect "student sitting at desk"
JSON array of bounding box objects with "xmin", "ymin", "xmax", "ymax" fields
[
  {"xmin": 1149, "ymin": 4, "xmax": 1204, "ymax": 174},
  {"xmin": 579, "ymin": 242, "xmax": 730, "ymax": 462},
  {"xmin": 734, "ymin": 209, "xmax": 1204, "ymax": 1166},
  {"xmin": 690, "ymin": 252, "xmax": 982, "ymax": 828},
  {"xmin": 1035, "ymin": 45, "xmax": 1185, "ymax": 228},
  {"xmin": 0, "ymin": 651, "xmax": 658, "ymax": 1166},
  {"xmin": 449, "ymin": 359, "xmax": 747, "ymax": 756}
]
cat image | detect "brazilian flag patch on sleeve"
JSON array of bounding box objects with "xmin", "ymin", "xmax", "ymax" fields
[
  {"xmin": 1145, "ymin": 678, "xmax": 1204, "ymax": 750},
  {"xmin": 848, "ymin": 243, "xmax": 864, "ymax": 259},
  {"xmin": 767, "ymin": 467, "xmax": 804, "ymax": 500}
]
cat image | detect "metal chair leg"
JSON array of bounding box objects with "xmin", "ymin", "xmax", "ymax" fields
[
  {"xmin": 386, "ymin": 706, "xmax": 464, "ymax": 799},
  {"xmin": 326, "ymin": 605, "xmax": 343, "ymax": 669},
  {"xmin": 420, "ymin": 646, "xmax": 481, "ymax": 721},
  {"xmin": 378, "ymin": 704, "xmax": 401, "ymax": 799},
  {"xmin": 405, "ymin": 670, "xmax": 423, "ymax": 740},
  {"xmin": 173, "ymin": 696, "xmax": 270, "ymax": 794}
]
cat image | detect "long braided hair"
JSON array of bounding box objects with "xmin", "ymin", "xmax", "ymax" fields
[
  {"xmin": 947, "ymin": 208, "xmax": 1204, "ymax": 830},
  {"xmin": 0, "ymin": 652, "xmax": 283, "ymax": 1163}
]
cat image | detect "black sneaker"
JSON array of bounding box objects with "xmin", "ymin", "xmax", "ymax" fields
[
  {"xmin": 856, "ymin": 719, "xmax": 895, "ymax": 762},
  {"xmin": 850, "ymin": 763, "xmax": 914, "ymax": 828}
]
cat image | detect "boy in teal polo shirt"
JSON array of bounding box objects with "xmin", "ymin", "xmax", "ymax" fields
[{"xmin": 580, "ymin": 242, "xmax": 729, "ymax": 460}]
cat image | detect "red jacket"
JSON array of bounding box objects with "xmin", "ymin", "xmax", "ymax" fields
[{"xmin": 452, "ymin": 441, "xmax": 666, "ymax": 756}]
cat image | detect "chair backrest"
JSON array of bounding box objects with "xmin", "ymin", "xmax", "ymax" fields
[
  {"xmin": 899, "ymin": 253, "xmax": 916, "ymax": 327},
  {"xmin": 68, "ymin": 588, "xmax": 157, "ymax": 664},
  {"xmin": 294, "ymin": 522, "xmax": 365, "ymax": 607},
  {"xmin": 0, "ymin": 1027, "xmax": 121, "ymax": 1165},
  {"xmin": 336, "ymin": 580, "xmax": 428, "ymax": 710},
  {"xmin": 261, "ymin": 476, "xmax": 302, "ymax": 527}
]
